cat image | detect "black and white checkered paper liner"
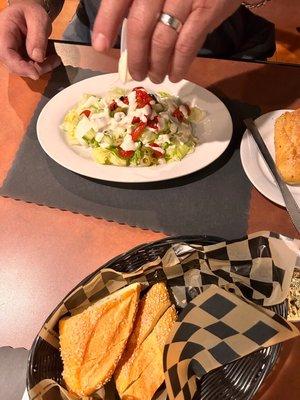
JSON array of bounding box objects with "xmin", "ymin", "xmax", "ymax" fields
[
  {"xmin": 28, "ymin": 231, "xmax": 300, "ymax": 400},
  {"xmin": 163, "ymin": 285, "xmax": 299, "ymax": 400}
]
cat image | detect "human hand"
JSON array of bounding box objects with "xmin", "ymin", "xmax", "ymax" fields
[
  {"xmin": 92, "ymin": 0, "xmax": 242, "ymax": 83},
  {"xmin": 0, "ymin": 1, "xmax": 61, "ymax": 80}
]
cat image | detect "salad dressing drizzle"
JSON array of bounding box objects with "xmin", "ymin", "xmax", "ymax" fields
[{"xmin": 60, "ymin": 87, "xmax": 205, "ymax": 167}]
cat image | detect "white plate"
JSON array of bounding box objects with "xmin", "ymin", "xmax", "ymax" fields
[
  {"xmin": 37, "ymin": 73, "xmax": 232, "ymax": 183},
  {"xmin": 241, "ymin": 110, "xmax": 300, "ymax": 207}
]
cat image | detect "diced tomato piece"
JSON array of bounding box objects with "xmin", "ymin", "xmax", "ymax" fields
[
  {"xmin": 109, "ymin": 100, "xmax": 118, "ymax": 112},
  {"xmin": 172, "ymin": 107, "xmax": 184, "ymax": 122},
  {"xmin": 131, "ymin": 122, "xmax": 147, "ymax": 142},
  {"xmin": 81, "ymin": 109, "xmax": 91, "ymax": 117},
  {"xmin": 132, "ymin": 116, "xmax": 141, "ymax": 124},
  {"xmin": 149, "ymin": 143, "xmax": 163, "ymax": 158},
  {"xmin": 147, "ymin": 116, "xmax": 158, "ymax": 129},
  {"xmin": 135, "ymin": 89, "xmax": 152, "ymax": 108},
  {"xmin": 153, "ymin": 150, "xmax": 163, "ymax": 158},
  {"xmin": 118, "ymin": 149, "xmax": 135, "ymax": 159},
  {"xmin": 120, "ymin": 96, "xmax": 129, "ymax": 105},
  {"xmin": 133, "ymin": 86, "xmax": 145, "ymax": 91}
]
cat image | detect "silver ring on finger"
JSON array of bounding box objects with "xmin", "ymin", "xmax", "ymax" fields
[{"xmin": 159, "ymin": 12, "xmax": 183, "ymax": 33}]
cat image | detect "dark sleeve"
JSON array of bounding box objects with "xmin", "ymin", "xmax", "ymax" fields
[{"xmin": 201, "ymin": 6, "xmax": 276, "ymax": 60}]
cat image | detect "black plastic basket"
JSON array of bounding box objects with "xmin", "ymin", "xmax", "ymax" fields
[{"xmin": 27, "ymin": 235, "xmax": 286, "ymax": 400}]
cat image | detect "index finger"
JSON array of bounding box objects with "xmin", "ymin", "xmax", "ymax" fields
[
  {"xmin": 24, "ymin": 5, "xmax": 52, "ymax": 63},
  {"xmin": 92, "ymin": 0, "xmax": 132, "ymax": 52}
]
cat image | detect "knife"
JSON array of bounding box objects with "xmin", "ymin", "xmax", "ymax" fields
[{"xmin": 244, "ymin": 118, "xmax": 300, "ymax": 233}]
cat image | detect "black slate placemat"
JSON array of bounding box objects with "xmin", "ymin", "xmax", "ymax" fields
[
  {"xmin": 0, "ymin": 65, "xmax": 258, "ymax": 239},
  {"xmin": 0, "ymin": 347, "xmax": 28, "ymax": 400}
]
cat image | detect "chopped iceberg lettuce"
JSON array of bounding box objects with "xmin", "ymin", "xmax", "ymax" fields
[
  {"xmin": 92, "ymin": 148, "xmax": 127, "ymax": 166},
  {"xmin": 165, "ymin": 143, "xmax": 193, "ymax": 161},
  {"xmin": 61, "ymin": 86, "xmax": 204, "ymax": 167},
  {"xmin": 189, "ymin": 107, "xmax": 205, "ymax": 123}
]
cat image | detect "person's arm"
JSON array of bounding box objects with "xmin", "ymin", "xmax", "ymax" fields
[{"xmin": 8, "ymin": 0, "xmax": 64, "ymax": 21}]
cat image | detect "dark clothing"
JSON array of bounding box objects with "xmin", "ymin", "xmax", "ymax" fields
[
  {"xmin": 63, "ymin": 0, "xmax": 275, "ymax": 60},
  {"xmin": 202, "ymin": 6, "xmax": 276, "ymax": 60}
]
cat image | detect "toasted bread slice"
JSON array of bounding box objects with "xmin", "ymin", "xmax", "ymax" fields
[
  {"xmin": 116, "ymin": 305, "xmax": 177, "ymax": 400},
  {"xmin": 59, "ymin": 283, "xmax": 141, "ymax": 396},
  {"xmin": 114, "ymin": 282, "xmax": 171, "ymax": 394},
  {"xmin": 288, "ymin": 271, "xmax": 300, "ymax": 322},
  {"xmin": 275, "ymin": 109, "xmax": 300, "ymax": 184}
]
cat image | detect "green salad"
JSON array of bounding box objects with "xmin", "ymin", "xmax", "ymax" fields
[{"xmin": 60, "ymin": 86, "xmax": 205, "ymax": 167}]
